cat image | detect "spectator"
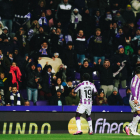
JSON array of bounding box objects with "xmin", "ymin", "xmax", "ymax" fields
[
  {"xmin": 64, "ymin": 78, "xmax": 74, "ymax": 97},
  {"xmin": 123, "ymin": 5, "xmax": 135, "ymax": 23},
  {"xmin": 89, "ymin": 28, "xmax": 105, "ymax": 65},
  {"xmin": 65, "ymin": 88, "xmax": 79, "ymax": 105},
  {"xmin": 56, "ymin": 0, "xmax": 72, "ymax": 35},
  {"xmin": 46, "ymin": 10, "xmax": 54, "ymax": 28},
  {"xmin": 0, "ymin": 21, "xmax": 4, "ymax": 35},
  {"xmin": 132, "ymin": 48, "xmax": 140, "ymax": 69},
  {"xmin": 7, "ymin": 53, "xmax": 14, "ymax": 64},
  {"xmin": 94, "ymin": 59, "xmax": 116, "ymax": 97},
  {"xmin": 74, "ymin": 30, "xmax": 86, "ymax": 64},
  {"xmin": 63, "ymin": 41, "xmax": 78, "ymax": 81},
  {"xmin": 25, "ymin": 59, "xmax": 38, "ymax": 105},
  {"xmin": 111, "ymin": 45, "xmax": 130, "ymax": 88},
  {"xmin": 36, "ymin": 64, "xmax": 42, "ymax": 90},
  {"xmin": 9, "ymin": 62, "xmax": 22, "ymax": 90},
  {"xmin": 95, "ymin": 89, "xmax": 108, "ymax": 105},
  {"xmin": 108, "ymin": 87, "xmax": 123, "ymax": 105},
  {"xmin": 77, "ymin": 59, "xmax": 94, "ymax": 82},
  {"xmin": 74, "ymin": 0, "xmax": 86, "ymax": 15},
  {"xmin": 123, "ymin": 88, "xmax": 131, "ymax": 105},
  {"xmin": 93, "ymin": 10, "xmax": 102, "ymax": 29},
  {"xmin": 40, "ymin": 63, "xmax": 55, "ymax": 100},
  {"xmin": 52, "ymin": 78, "xmax": 64, "ymax": 96},
  {"xmin": 114, "ymin": 11, "xmax": 125, "ymax": 27},
  {"xmin": 0, "ymin": 0, "xmax": 14, "ymax": 35},
  {"xmin": 0, "ymin": 26, "xmax": 11, "ymax": 42},
  {"xmin": 24, "ymin": 100, "xmax": 30, "ymax": 106},
  {"xmin": 6, "ymin": 85, "xmax": 24, "ymax": 106},
  {"xmin": 110, "ymin": 21, "xmax": 118, "ymax": 38},
  {"xmin": 0, "ymin": 94, "xmax": 5, "ymax": 106},
  {"xmin": 50, "ymin": 89, "xmax": 65, "ymax": 105}
]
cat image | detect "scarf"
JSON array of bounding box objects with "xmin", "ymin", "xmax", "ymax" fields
[
  {"xmin": 95, "ymin": 15, "xmax": 101, "ymax": 26},
  {"xmin": 10, "ymin": 91, "xmax": 21, "ymax": 106},
  {"xmin": 48, "ymin": 72, "xmax": 52, "ymax": 87},
  {"xmin": 39, "ymin": 47, "xmax": 48, "ymax": 55},
  {"xmin": 116, "ymin": 33, "xmax": 123, "ymax": 38},
  {"xmin": 106, "ymin": 14, "xmax": 112, "ymax": 20},
  {"xmin": 0, "ymin": 54, "xmax": 3, "ymax": 59},
  {"xmin": 38, "ymin": 17, "xmax": 48, "ymax": 26},
  {"xmin": 10, "ymin": 66, "xmax": 22, "ymax": 90},
  {"xmin": 65, "ymin": 35, "xmax": 72, "ymax": 44},
  {"xmin": 58, "ymin": 34, "xmax": 64, "ymax": 46}
]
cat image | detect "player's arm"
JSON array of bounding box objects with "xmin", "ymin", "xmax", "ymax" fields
[
  {"xmin": 131, "ymin": 79, "xmax": 138, "ymax": 104},
  {"xmin": 74, "ymin": 83, "xmax": 82, "ymax": 93},
  {"xmin": 92, "ymin": 84, "xmax": 98, "ymax": 96}
]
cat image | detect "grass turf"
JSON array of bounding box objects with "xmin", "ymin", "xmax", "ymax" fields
[{"xmin": 1, "ymin": 134, "xmax": 140, "ymax": 140}]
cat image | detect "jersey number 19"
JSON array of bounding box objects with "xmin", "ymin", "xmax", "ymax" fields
[{"xmin": 84, "ymin": 89, "xmax": 92, "ymax": 98}]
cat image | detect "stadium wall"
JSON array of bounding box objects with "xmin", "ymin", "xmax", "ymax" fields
[{"xmin": 0, "ymin": 112, "xmax": 134, "ymax": 134}]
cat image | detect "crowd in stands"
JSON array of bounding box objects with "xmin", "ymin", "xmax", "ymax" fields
[{"xmin": 0, "ymin": 0, "xmax": 139, "ymax": 106}]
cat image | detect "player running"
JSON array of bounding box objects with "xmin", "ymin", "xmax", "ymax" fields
[
  {"xmin": 73, "ymin": 73, "xmax": 98, "ymax": 135},
  {"xmin": 124, "ymin": 67, "xmax": 140, "ymax": 136}
]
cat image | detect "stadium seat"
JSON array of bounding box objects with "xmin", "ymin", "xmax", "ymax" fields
[
  {"xmin": 36, "ymin": 101, "xmax": 49, "ymax": 106},
  {"xmin": 119, "ymin": 88, "xmax": 126, "ymax": 98},
  {"xmin": 30, "ymin": 101, "xmax": 34, "ymax": 106},
  {"xmin": 75, "ymin": 72, "xmax": 80, "ymax": 80},
  {"xmin": 20, "ymin": 89, "xmax": 27, "ymax": 100}
]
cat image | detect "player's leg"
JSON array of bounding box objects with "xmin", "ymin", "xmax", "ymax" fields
[
  {"xmin": 86, "ymin": 114, "xmax": 93, "ymax": 135},
  {"xmin": 75, "ymin": 112, "xmax": 82, "ymax": 132}
]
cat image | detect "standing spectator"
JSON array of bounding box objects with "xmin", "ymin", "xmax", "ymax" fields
[
  {"xmin": 5, "ymin": 85, "xmax": 24, "ymax": 106},
  {"xmin": 65, "ymin": 88, "xmax": 79, "ymax": 105},
  {"xmin": 95, "ymin": 89, "xmax": 108, "ymax": 105},
  {"xmin": 0, "ymin": 0, "xmax": 15, "ymax": 35},
  {"xmin": 94, "ymin": 59, "xmax": 116, "ymax": 97},
  {"xmin": 111, "ymin": 45, "xmax": 130, "ymax": 88},
  {"xmin": 74, "ymin": 30, "xmax": 86, "ymax": 64},
  {"xmin": 25, "ymin": 59, "xmax": 38, "ymax": 105},
  {"xmin": 77, "ymin": 59, "xmax": 94, "ymax": 82},
  {"xmin": 74, "ymin": 0, "xmax": 86, "ymax": 15},
  {"xmin": 50, "ymin": 89, "xmax": 65, "ymax": 105},
  {"xmin": 93, "ymin": 10, "xmax": 102, "ymax": 29},
  {"xmin": 123, "ymin": 88, "xmax": 131, "ymax": 105},
  {"xmin": 56, "ymin": 0, "xmax": 72, "ymax": 35},
  {"xmin": 114, "ymin": 11, "xmax": 125, "ymax": 27},
  {"xmin": 89, "ymin": 28, "xmax": 105, "ymax": 65},
  {"xmin": 0, "ymin": 26, "xmax": 11, "ymax": 41},
  {"xmin": 123, "ymin": 5, "xmax": 135, "ymax": 23},
  {"xmin": 108, "ymin": 87, "xmax": 123, "ymax": 105},
  {"xmin": 63, "ymin": 41, "xmax": 78, "ymax": 81}
]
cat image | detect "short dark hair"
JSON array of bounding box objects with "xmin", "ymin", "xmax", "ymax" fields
[
  {"xmin": 136, "ymin": 66, "xmax": 140, "ymax": 74},
  {"xmin": 82, "ymin": 73, "xmax": 90, "ymax": 80}
]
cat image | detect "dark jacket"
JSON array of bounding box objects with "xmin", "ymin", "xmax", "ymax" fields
[
  {"xmin": 0, "ymin": 0, "xmax": 15, "ymax": 19},
  {"xmin": 74, "ymin": 35, "xmax": 86, "ymax": 55},
  {"xmin": 56, "ymin": 1, "xmax": 72, "ymax": 22},
  {"xmin": 123, "ymin": 93, "xmax": 130, "ymax": 106},
  {"xmin": 95, "ymin": 96, "xmax": 108, "ymax": 105},
  {"xmin": 65, "ymin": 93, "xmax": 79, "ymax": 105},
  {"xmin": 123, "ymin": 9, "xmax": 135, "ymax": 23},
  {"xmin": 25, "ymin": 62, "xmax": 38, "ymax": 88},
  {"xmin": 89, "ymin": 35, "xmax": 104, "ymax": 57},
  {"xmin": 111, "ymin": 53, "xmax": 130, "ymax": 80},
  {"xmin": 63, "ymin": 48, "xmax": 78, "ymax": 68},
  {"xmin": 5, "ymin": 92, "xmax": 24, "ymax": 106},
  {"xmin": 95, "ymin": 64, "xmax": 116, "ymax": 85},
  {"xmin": 64, "ymin": 85, "xmax": 74, "ymax": 97},
  {"xmin": 108, "ymin": 93, "xmax": 123, "ymax": 105},
  {"xmin": 77, "ymin": 65, "xmax": 94, "ymax": 82},
  {"xmin": 50, "ymin": 94, "xmax": 66, "ymax": 105}
]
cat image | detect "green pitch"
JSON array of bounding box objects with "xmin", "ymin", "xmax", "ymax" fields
[{"xmin": 1, "ymin": 134, "xmax": 140, "ymax": 140}]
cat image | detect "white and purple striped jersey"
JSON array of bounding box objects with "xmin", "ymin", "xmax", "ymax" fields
[
  {"xmin": 130, "ymin": 75, "xmax": 140, "ymax": 101},
  {"xmin": 74, "ymin": 81, "xmax": 97, "ymax": 105}
]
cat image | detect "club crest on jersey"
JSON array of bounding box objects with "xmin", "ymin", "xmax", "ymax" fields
[{"xmin": 86, "ymin": 82, "xmax": 88, "ymax": 85}]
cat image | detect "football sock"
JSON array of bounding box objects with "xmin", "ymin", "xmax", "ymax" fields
[
  {"xmin": 87, "ymin": 117, "xmax": 93, "ymax": 133},
  {"xmin": 76, "ymin": 117, "xmax": 81, "ymax": 131},
  {"xmin": 131, "ymin": 114, "xmax": 140, "ymax": 132}
]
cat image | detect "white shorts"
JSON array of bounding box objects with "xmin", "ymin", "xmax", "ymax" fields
[
  {"xmin": 129, "ymin": 100, "xmax": 140, "ymax": 113},
  {"xmin": 76, "ymin": 103, "xmax": 92, "ymax": 116}
]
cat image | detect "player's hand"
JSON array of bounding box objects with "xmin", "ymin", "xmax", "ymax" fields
[
  {"xmin": 134, "ymin": 99, "xmax": 138, "ymax": 104},
  {"xmin": 78, "ymin": 63, "xmax": 82, "ymax": 66}
]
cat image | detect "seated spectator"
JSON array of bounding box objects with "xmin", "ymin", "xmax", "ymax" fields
[
  {"xmin": 52, "ymin": 78, "xmax": 64, "ymax": 96},
  {"xmin": 111, "ymin": 45, "xmax": 130, "ymax": 88},
  {"xmin": 0, "ymin": 21, "xmax": 4, "ymax": 35},
  {"xmin": 77, "ymin": 59, "xmax": 94, "ymax": 82},
  {"xmin": 24, "ymin": 100, "xmax": 30, "ymax": 106},
  {"xmin": 114, "ymin": 11, "xmax": 125, "ymax": 27},
  {"xmin": 108, "ymin": 87, "xmax": 123, "ymax": 105},
  {"xmin": 40, "ymin": 63, "xmax": 55, "ymax": 100},
  {"xmin": 74, "ymin": 30, "xmax": 86, "ymax": 64},
  {"xmin": 38, "ymin": 12, "xmax": 50, "ymax": 33},
  {"xmin": 0, "ymin": 94, "xmax": 5, "ymax": 106},
  {"xmin": 25, "ymin": 59, "xmax": 38, "ymax": 105},
  {"xmin": 9, "ymin": 62, "xmax": 22, "ymax": 90},
  {"xmin": 50, "ymin": 89, "xmax": 65, "ymax": 106},
  {"xmin": 95, "ymin": 89, "xmax": 108, "ymax": 105},
  {"xmin": 62, "ymin": 41, "xmax": 78, "ymax": 81},
  {"xmin": 123, "ymin": 5, "xmax": 135, "ymax": 23},
  {"xmin": 65, "ymin": 88, "xmax": 79, "ymax": 105},
  {"xmin": 123, "ymin": 88, "xmax": 131, "ymax": 105},
  {"xmin": 94, "ymin": 59, "xmax": 116, "ymax": 97},
  {"xmin": 64, "ymin": 78, "xmax": 74, "ymax": 97},
  {"xmin": 89, "ymin": 28, "xmax": 105, "ymax": 65},
  {"xmin": 7, "ymin": 53, "xmax": 14, "ymax": 64},
  {"xmin": 6, "ymin": 85, "xmax": 24, "ymax": 106},
  {"xmin": 0, "ymin": 26, "xmax": 11, "ymax": 42}
]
